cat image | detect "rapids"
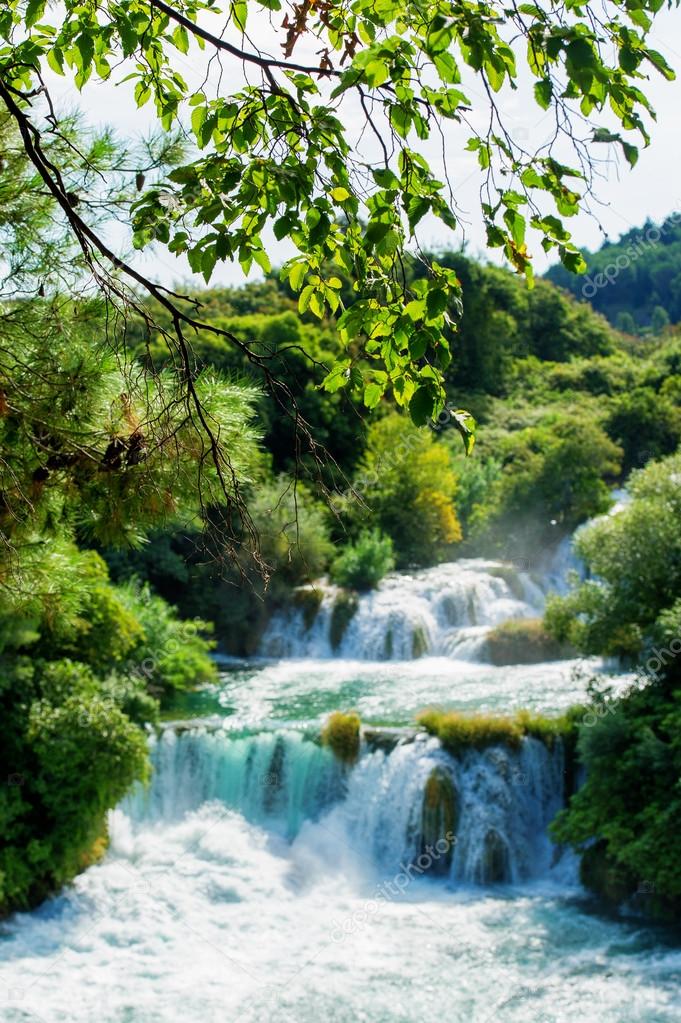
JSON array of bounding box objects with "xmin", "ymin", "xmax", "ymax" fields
[{"xmin": 1, "ymin": 528, "xmax": 678, "ymax": 1022}]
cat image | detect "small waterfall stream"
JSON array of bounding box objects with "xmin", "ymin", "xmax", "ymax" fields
[{"xmin": 259, "ymin": 557, "xmax": 564, "ymax": 661}]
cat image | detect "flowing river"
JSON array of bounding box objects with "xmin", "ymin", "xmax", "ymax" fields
[{"xmin": 1, "ymin": 542, "xmax": 680, "ymax": 1022}]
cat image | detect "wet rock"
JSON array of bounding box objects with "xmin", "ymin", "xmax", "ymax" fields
[
  {"xmin": 479, "ymin": 829, "xmax": 510, "ymax": 883},
  {"xmin": 420, "ymin": 768, "xmax": 458, "ymax": 875}
]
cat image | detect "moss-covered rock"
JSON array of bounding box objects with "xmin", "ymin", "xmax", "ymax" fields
[
  {"xmin": 292, "ymin": 586, "xmax": 325, "ymax": 631},
  {"xmin": 418, "ymin": 708, "xmax": 524, "ymax": 752},
  {"xmin": 420, "ymin": 768, "xmax": 458, "ymax": 874},
  {"xmin": 479, "ymin": 829, "xmax": 509, "ymax": 883},
  {"xmin": 263, "ymin": 736, "xmax": 286, "ymax": 812},
  {"xmin": 417, "ymin": 706, "xmax": 582, "ymax": 758},
  {"xmin": 329, "ymin": 590, "xmax": 359, "ymax": 651},
  {"xmin": 321, "ymin": 711, "xmax": 361, "ymax": 764},
  {"xmin": 485, "ymin": 618, "xmax": 576, "ymax": 665},
  {"xmin": 411, "ymin": 626, "xmax": 428, "ymax": 659}
]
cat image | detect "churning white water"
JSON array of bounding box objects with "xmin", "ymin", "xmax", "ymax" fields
[
  {"xmin": 1, "ymin": 728, "xmax": 679, "ymax": 1023},
  {"xmin": 259, "ymin": 559, "xmax": 548, "ymax": 661},
  {"xmin": 2, "ymin": 518, "xmax": 678, "ymax": 1022}
]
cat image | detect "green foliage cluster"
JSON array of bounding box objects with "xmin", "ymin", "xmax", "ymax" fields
[
  {"xmin": 0, "ymin": 548, "xmax": 217, "ymax": 915},
  {"xmin": 330, "ymin": 529, "xmax": 395, "ymax": 591},
  {"xmin": 321, "ymin": 711, "xmax": 361, "ymax": 764},
  {"xmin": 417, "ymin": 707, "xmax": 580, "ymax": 753},
  {"xmin": 551, "ymin": 675, "xmax": 681, "ymax": 914},
  {"xmin": 545, "ymin": 452, "xmax": 681, "ymax": 659},
  {"xmin": 339, "ymin": 412, "xmax": 463, "ymax": 568}
]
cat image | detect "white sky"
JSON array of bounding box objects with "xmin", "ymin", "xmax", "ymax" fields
[{"xmin": 46, "ymin": 5, "xmax": 681, "ymax": 288}]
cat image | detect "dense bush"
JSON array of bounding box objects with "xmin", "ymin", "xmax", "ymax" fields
[
  {"xmin": 551, "ymin": 675, "xmax": 681, "ymax": 915},
  {"xmin": 344, "ymin": 412, "xmax": 462, "ymax": 568},
  {"xmin": 417, "ymin": 707, "xmax": 579, "ymax": 753},
  {"xmin": 330, "ymin": 529, "xmax": 395, "ymax": 591},
  {"xmin": 604, "ymin": 387, "xmax": 681, "ymax": 473},
  {"xmin": 0, "ymin": 545, "xmax": 218, "ymax": 916},
  {"xmin": 545, "ymin": 452, "xmax": 681, "ymax": 659}
]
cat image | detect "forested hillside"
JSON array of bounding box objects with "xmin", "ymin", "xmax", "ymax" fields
[
  {"xmin": 546, "ymin": 215, "xmax": 681, "ymax": 334},
  {"xmin": 100, "ymin": 255, "xmax": 681, "ymax": 653}
]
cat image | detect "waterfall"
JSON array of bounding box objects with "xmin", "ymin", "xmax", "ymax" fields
[
  {"xmin": 125, "ymin": 729, "xmax": 344, "ymax": 839},
  {"xmin": 128, "ymin": 726, "xmax": 572, "ymax": 886},
  {"xmin": 259, "ymin": 559, "xmax": 547, "ymax": 661}
]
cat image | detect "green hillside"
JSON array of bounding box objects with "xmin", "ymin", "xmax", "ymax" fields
[{"xmin": 546, "ymin": 215, "xmax": 681, "ymax": 334}]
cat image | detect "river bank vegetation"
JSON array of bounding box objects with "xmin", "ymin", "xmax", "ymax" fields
[{"xmin": 1, "ymin": 0, "xmax": 680, "ymax": 925}]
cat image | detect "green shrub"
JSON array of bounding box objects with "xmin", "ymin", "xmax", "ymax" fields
[
  {"xmin": 551, "ymin": 679, "xmax": 681, "ymax": 914},
  {"xmin": 544, "ymin": 451, "xmax": 681, "ymax": 658},
  {"xmin": 330, "ymin": 529, "xmax": 395, "ymax": 591},
  {"xmin": 418, "ymin": 707, "xmax": 581, "ymax": 754},
  {"xmin": 321, "ymin": 711, "xmax": 361, "ymax": 763},
  {"xmin": 347, "ymin": 413, "xmax": 462, "ymax": 568}
]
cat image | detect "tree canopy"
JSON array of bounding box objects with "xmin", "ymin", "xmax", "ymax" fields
[{"xmin": 0, "ymin": 0, "xmax": 676, "ymax": 454}]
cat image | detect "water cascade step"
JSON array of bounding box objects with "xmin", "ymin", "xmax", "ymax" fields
[
  {"xmin": 259, "ymin": 558, "xmax": 562, "ymax": 661},
  {"xmin": 128, "ymin": 726, "xmax": 572, "ymax": 886}
]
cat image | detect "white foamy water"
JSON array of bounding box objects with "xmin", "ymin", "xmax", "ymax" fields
[
  {"xmin": 1, "ymin": 739, "xmax": 679, "ymax": 1023},
  {"xmin": 259, "ymin": 559, "xmax": 548, "ymax": 661},
  {"xmin": 3, "ymin": 494, "xmax": 677, "ymax": 1022},
  {"xmin": 211, "ymin": 655, "xmax": 624, "ymax": 730}
]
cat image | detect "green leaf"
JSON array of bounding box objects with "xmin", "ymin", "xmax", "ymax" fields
[
  {"xmin": 287, "ymin": 261, "xmax": 307, "ymax": 291},
  {"xmin": 25, "ymin": 0, "xmax": 46, "ymax": 29},
  {"xmin": 450, "ymin": 411, "xmax": 476, "ymax": 455},
  {"xmin": 534, "ymin": 79, "xmax": 552, "ymax": 110},
  {"xmin": 409, "ymin": 386, "xmax": 434, "ymax": 426},
  {"xmin": 364, "ymin": 381, "xmax": 384, "ymax": 408},
  {"xmin": 298, "ymin": 284, "xmax": 315, "ymax": 313},
  {"xmin": 322, "ymin": 361, "xmax": 352, "ymax": 393},
  {"xmin": 253, "ymin": 249, "xmax": 271, "ymax": 274},
  {"xmin": 47, "ymin": 47, "xmax": 65, "ymax": 76},
  {"xmin": 231, "ymin": 0, "xmax": 248, "ymax": 31},
  {"xmin": 621, "ymin": 141, "xmax": 639, "ymax": 167}
]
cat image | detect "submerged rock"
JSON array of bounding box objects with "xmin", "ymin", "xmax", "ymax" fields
[{"xmin": 262, "ymin": 735, "xmax": 286, "ymax": 812}]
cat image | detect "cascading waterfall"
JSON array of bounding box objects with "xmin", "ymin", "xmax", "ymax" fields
[
  {"xmin": 128, "ymin": 726, "xmax": 572, "ymax": 886},
  {"xmin": 5, "ymin": 481, "xmax": 676, "ymax": 1023},
  {"xmin": 126, "ymin": 729, "xmax": 344, "ymax": 840},
  {"xmin": 259, "ymin": 559, "xmax": 548, "ymax": 661}
]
